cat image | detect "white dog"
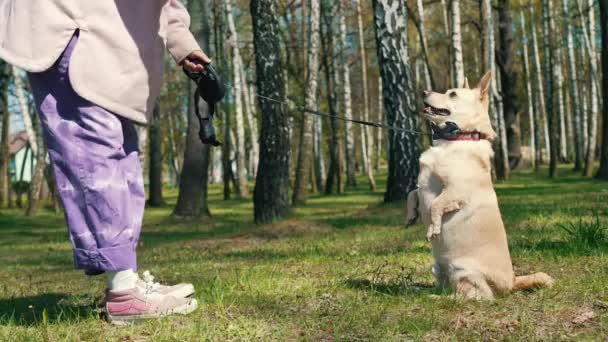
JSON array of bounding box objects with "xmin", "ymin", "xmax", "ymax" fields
[{"xmin": 406, "ymin": 71, "xmax": 554, "ymax": 300}]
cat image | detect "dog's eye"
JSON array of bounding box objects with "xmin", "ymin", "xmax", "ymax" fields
[{"xmin": 449, "ymin": 91, "xmax": 458, "ymax": 98}]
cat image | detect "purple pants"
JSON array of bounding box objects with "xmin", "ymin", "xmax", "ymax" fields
[{"xmin": 28, "ymin": 35, "xmax": 145, "ymax": 275}]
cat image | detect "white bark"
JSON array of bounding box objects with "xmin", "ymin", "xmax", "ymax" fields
[
  {"xmin": 225, "ymin": 0, "xmax": 248, "ymax": 196},
  {"xmin": 292, "ymin": 0, "xmax": 321, "ymax": 204},
  {"xmin": 519, "ymin": 4, "xmax": 536, "ymax": 168},
  {"xmin": 12, "ymin": 67, "xmax": 37, "ymax": 154},
  {"xmin": 354, "ymin": 0, "xmax": 376, "ymax": 190},
  {"xmin": 416, "ymin": 0, "xmax": 432, "ymax": 89},
  {"xmin": 563, "ymin": 0, "xmax": 583, "ymax": 167},
  {"xmin": 441, "ymin": 0, "xmax": 453, "ymax": 85},
  {"xmin": 577, "ymin": 0, "xmax": 600, "ymax": 175},
  {"xmin": 552, "ymin": 3, "xmax": 567, "ymax": 161},
  {"xmin": 483, "ymin": 0, "xmax": 509, "ymax": 177},
  {"xmin": 241, "ymin": 70, "xmax": 259, "ymax": 178},
  {"xmin": 313, "ymin": 113, "xmax": 325, "ymax": 190},
  {"xmin": 339, "ymin": 0, "xmax": 356, "ymax": 187},
  {"xmin": 450, "ymin": 0, "xmax": 465, "ymax": 88}
]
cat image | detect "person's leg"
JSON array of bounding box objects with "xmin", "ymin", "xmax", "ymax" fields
[{"xmin": 28, "ymin": 34, "xmax": 144, "ymax": 275}]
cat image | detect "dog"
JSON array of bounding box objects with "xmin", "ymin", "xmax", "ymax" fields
[{"xmin": 406, "ymin": 71, "xmax": 554, "ymax": 300}]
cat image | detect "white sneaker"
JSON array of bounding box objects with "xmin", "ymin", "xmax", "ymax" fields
[{"xmin": 136, "ymin": 271, "xmax": 195, "ymax": 298}]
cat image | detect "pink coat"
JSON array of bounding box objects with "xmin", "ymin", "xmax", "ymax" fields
[{"xmin": 0, "ymin": 0, "xmax": 201, "ymax": 124}]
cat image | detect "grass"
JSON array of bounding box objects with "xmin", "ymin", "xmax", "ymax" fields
[{"xmin": 0, "ymin": 165, "xmax": 607, "ymax": 340}]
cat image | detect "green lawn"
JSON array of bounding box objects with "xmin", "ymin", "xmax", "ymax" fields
[{"xmin": 1, "ymin": 167, "xmax": 608, "ymax": 340}]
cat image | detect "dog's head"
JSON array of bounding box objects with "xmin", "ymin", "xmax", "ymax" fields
[{"xmin": 421, "ymin": 71, "xmax": 497, "ymax": 141}]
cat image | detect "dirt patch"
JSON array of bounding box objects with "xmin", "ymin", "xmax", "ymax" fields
[{"xmin": 245, "ymin": 219, "xmax": 333, "ymax": 240}]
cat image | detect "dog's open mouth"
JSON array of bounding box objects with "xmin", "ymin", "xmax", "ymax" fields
[{"xmin": 422, "ymin": 103, "xmax": 451, "ymax": 116}]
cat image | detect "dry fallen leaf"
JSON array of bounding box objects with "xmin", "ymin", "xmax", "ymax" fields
[{"xmin": 571, "ymin": 308, "xmax": 596, "ymax": 325}]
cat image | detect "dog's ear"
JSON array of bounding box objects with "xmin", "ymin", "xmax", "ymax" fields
[
  {"xmin": 462, "ymin": 77, "xmax": 469, "ymax": 89},
  {"xmin": 475, "ymin": 71, "xmax": 492, "ymax": 100}
]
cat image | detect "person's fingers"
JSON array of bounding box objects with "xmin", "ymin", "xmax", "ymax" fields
[{"xmin": 183, "ymin": 59, "xmax": 205, "ymax": 72}]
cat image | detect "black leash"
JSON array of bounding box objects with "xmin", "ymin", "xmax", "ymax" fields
[{"xmin": 184, "ymin": 63, "xmax": 434, "ymax": 146}]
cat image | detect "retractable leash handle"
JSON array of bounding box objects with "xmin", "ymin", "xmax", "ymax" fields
[{"xmin": 183, "ymin": 62, "xmax": 226, "ymax": 147}]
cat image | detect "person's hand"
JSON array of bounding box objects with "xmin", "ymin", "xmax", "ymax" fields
[{"xmin": 183, "ymin": 50, "xmax": 212, "ymax": 73}]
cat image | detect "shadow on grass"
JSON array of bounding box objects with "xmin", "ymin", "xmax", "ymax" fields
[
  {"xmin": 344, "ymin": 278, "xmax": 436, "ymax": 296},
  {"xmin": 0, "ymin": 293, "xmax": 99, "ymax": 326}
]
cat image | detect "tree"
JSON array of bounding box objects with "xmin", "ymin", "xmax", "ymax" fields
[
  {"xmin": 148, "ymin": 101, "xmax": 164, "ymax": 207},
  {"xmin": 579, "ymin": 0, "xmax": 600, "ymax": 177},
  {"xmin": 225, "ymin": 0, "xmax": 249, "ymax": 197},
  {"xmin": 0, "ymin": 61, "xmax": 9, "ymax": 206},
  {"xmin": 450, "ymin": 0, "xmax": 465, "ymax": 88},
  {"xmin": 596, "ymin": 0, "xmax": 608, "ymax": 179},
  {"xmin": 372, "ymin": 0, "xmax": 420, "ymax": 202},
  {"xmin": 321, "ymin": 0, "xmax": 342, "ymax": 195},
  {"xmin": 497, "ymin": 0, "xmax": 521, "ymax": 169},
  {"xmin": 26, "ymin": 113, "xmax": 46, "ymax": 216},
  {"xmin": 338, "ymin": 0, "xmax": 357, "ymax": 188},
  {"xmin": 542, "ymin": 0, "xmax": 558, "ymax": 178},
  {"xmin": 174, "ymin": 0, "xmax": 212, "ymax": 218},
  {"xmin": 354, "ymin": 0, "xmax": 376, "ymax": 191},
  {"xmin": 483, "ymin": 0, "xmax": 509, "ymax": 180},
  {"xmin": 251, "ymin": 0, "xmax": 291, "ymax": 223},
  {"xmin": 528, "ymin": 0, "xmax": 549, "ymax": 168},
  {"xmin": 292, "ymin": 0, "xmax": 320, "ymax": 206},
  {"xmin": 519, "ymin": 3, "xmax": 536, "ymax": 169},
  {"xmin": 563, "ymin": 0, "xmax": 584, "ymax": 171}
]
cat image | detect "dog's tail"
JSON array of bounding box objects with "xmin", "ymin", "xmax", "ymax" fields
[{"xmin": 512, "ymin": 272, "xmax": 554, "ymax": 291}]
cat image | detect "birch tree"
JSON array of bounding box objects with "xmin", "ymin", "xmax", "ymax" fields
[
  {"xmin": 292, "ymin": 0, "xmax": 320, "ymax": 205},
  {"xmin": 241, "ymin": 71, "xmax": 259, "ymax": 178},
  {"xmin": 542, "ymin": 0, "xmax": 558, "ymax": 177},
  {"xmin": 578, "ymin": 0, "xmax": 600, "ymax": 177},
  {"xmin": 563, "ymin": 0, "xmax": 584, "ymax": 170},
  {"xmin": 415, "ymin": 0, "xmax": 434, "ymax": 89},
  {"xmin": 251, "ymin": 0, "xmax": 291, "ymax": 223},
  {"xmin": 354, "ymin": 0, "xmax": 376, "ymax": 190},
  {"xmin": 450, "ymin": 0, "xmax": 465, "ymax": 88},
  {"xmin": 339, "ymin": 0, "xmax": 357, "ymax": 188},
  {"xmin": 596, "ymin": 0, "xmax": 608, "ymax": 179},
  {"xmin": 12, "ymin": 67, "xmax": 37, "ymax": 155},
  {"xmin": 148, "ymin": 101, "xmax": 164, "ymax": 207},
  {"xmin": 528, "ymin": 0, "xmax": 549, "ymax": 167},
  {"xmin": 519, "ymin": 3, "xmax": 536, "ymax": 168},
  {"xmin": 372, "ymin": 0, "xmax": 420, "ymax": 202},
  {"xmin": 225, "ymin": 0, "xmax": 249, "ymax": 197},
  {"xmin": 552, "ymin": 3, "xmax": 567, "ymax": 163},
  {"xmin": 0, "ymin": 62, "xmax": 9, "ymax": 205},
  {"xmin": 483, "ymin": 0, "xmax": 509, "ymax": 179}
]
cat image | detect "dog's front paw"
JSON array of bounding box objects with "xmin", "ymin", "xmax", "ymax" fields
[{"xmin": 426, "ymin": 224, "xmax": 441, "ymax": 241}]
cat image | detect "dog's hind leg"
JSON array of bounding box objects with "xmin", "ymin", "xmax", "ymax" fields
[
  {"xmin": 451, "ymin": 270, "xmax": 494, "ymax": 300},
  {"xmin": 406, "ymin": 189, "xmax": 419, "ymax": 227}
]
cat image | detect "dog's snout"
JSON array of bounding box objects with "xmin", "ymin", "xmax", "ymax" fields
[{"xmin": 422, "ymin": 90, "xmax": 431, "ymax": 98}]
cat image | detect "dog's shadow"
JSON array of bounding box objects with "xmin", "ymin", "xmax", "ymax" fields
[
  {"xmin": 344, "ymin": 278, "xmax": 438, "ymax": 296},
  {"xmin": 0, "ymin": 293, "xmax": 100, "ymax": 326}
]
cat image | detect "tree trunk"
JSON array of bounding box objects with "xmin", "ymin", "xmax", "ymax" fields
[
  {"xmin": 251, "ymin": 0, "xmax": 291, "ymax": 223},
  {"xmin": 563, "ymin": 0, "xmax": 584, "ymax": 170},
  {"xmin": 321, "ymin": 0, "xmax": 342, "ymax": 195},
  {"xmin": 225, "ymin": 0, "xmax": 249, "ymax": 197},
  {"xmin": 12, "ymin": 67, "xmax": 38, "ymax": 155},
  {"xmin": 415, "ymin": 0, "xmax": 435, "ymax": 89},
  {"xmin": 354, "ymin": 0, "xmax": 376, "ymax": 191},
  {"xmin": 596, "ymin": 0, "xmax": 608, "ymax": 179},
  {"xmin": 542, "ymin": 0, "xmax": 558, "ymax": 178},
  {"xmin": 174, "ymin": 0, "xmax": 212, "ymax": 218},
  {"xmin": 148, "ymin": 101, "xmax": 164, "ymax": 207},
  {"xmin": 0, "ymin": 62, "xmax": 9, "ymax": 206},
  {"xmin": 579, "ymin": 0, "xmax": 600, "ymax": 177},
  {"xmin": 372, "ymin": 0, "xmax": 420, "ymax": 202},
  {"xmin": 552, "ymin": 3, "xmax": 568, "ymax": 163},
  {"xmin": 376, "ymin": 76, "xmax": 383, "ymax": 170},
  {"xmin": 519, "ymin": 3, "xmax": 536, "ymax": 169},
  {"xmin": 450, "ymin": 0, "xmax": 465, "ymax": 88},
  {"xmin": 292, "ymin": 0, "xmax": 320, "ymax": 206},
  {"xmin": 483, "ymin": 0, "xmax": 509, "ymax": 180},
  {"xmin": 339, "ymin": 0, "xmax": 357, "ymax": 188},
  {"xmin": 26, "ymin": 126, "xmax": 46, "ymax": 216},
  {"xmin": 441, "ymin": 0, "xmax": 453, "ymax": 86},
  {"xmin": 242, "ymin": 70, "xmax": 259, "ymax": 178},
  {"xmin": 497, "ymin": 0, "xmax": 521, "ymax": 170}
]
